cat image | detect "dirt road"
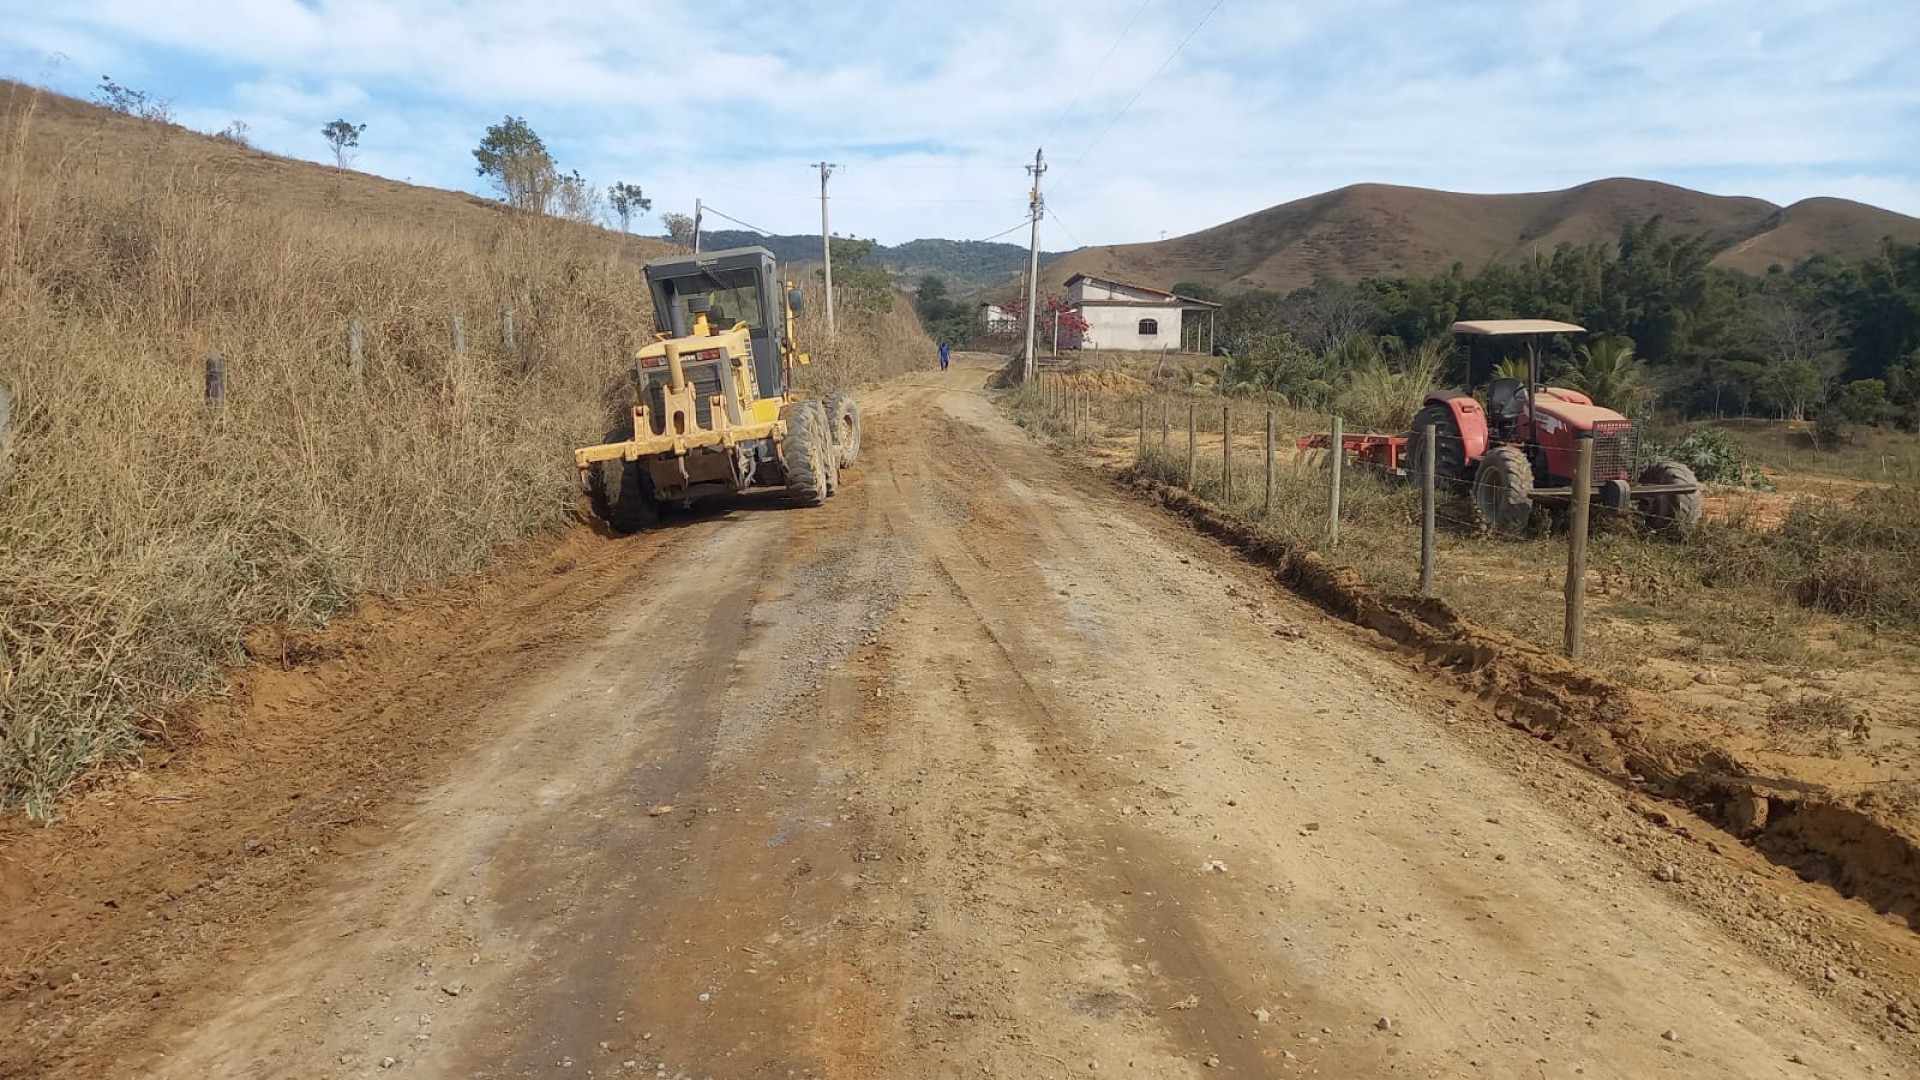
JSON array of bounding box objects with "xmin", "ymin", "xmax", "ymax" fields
[{"xmin": 9, "ymin": 356, "xmax": 1916, "ymax": 1078}]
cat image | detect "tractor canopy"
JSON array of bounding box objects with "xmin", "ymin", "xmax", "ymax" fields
[{"xmin": 1449, "ymin": 319, "xmax": 1586, "ymax": 337}]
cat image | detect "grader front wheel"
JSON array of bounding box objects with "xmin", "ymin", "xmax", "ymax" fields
[{"xmin": 592, "ymin": 457, "xmax": 659, "ymax": 534}]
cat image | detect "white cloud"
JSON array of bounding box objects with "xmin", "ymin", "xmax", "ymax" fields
[{"xmin": 1, "ymin": 0, "xmax": 1914, "ymax": 244}]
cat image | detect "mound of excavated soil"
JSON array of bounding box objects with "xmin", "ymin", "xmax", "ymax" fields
[{"xmin": 1125, "ymin": 471, "xmax": 1920, "ymax": 931}]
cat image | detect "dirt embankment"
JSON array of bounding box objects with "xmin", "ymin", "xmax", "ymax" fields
[{"xmin": 1124, "ymin": 471, "xmax": 1920, "ymax": 936}]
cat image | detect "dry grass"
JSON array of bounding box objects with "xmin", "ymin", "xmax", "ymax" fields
[
  {"xmin": 1018, "ymin": 363, "xmax": 1920, "ymax": 679},
  {"xmin": 793, "ymin": 291, "xmax": 936, "ymax": 392},
  {"xmin": 0, "ymin": 85, "xmax": 928, "ymax": 816},
  {"xmin": 1765, "ymin": 692, "xmax": 1873, "ymax": 757}
]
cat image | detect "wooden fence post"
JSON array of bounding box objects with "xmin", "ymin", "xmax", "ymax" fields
[
  {"xmin": 1420, "ymin": 422, "xmax": 1437, "ymax": 595},
  {"xmin": 0, "ymin": 382, "xmax": 13, "ymax": 477},
  {"xmin": 348, "ymin": 319, "xmax": 365, "ymax": 386},
  {"xmin": 1327, "ymin": 415, "xmax": 1343, "ymax": 547},
  {"xmin": 1264, "ymin": 408, "xmax": 1276, "ymax": 517},
  {"xmin": 1221, "ymin": 405, "xmax": 1233, "ymax": 504},
  {"xmin": 1138, "ymin": 398, "xmax": 1148, "ymax": 458},
  {"xmin": 204, "ymin": 349, "xmax": 226, "ymax": 408},
  {"xmin": 1161, "ymin": 399, "xmax": 1170, "ymax": 450},
  {"xmin": 1187, "ymin": 403, "xmax": 1198, "ymax": 489},
  {"xmin": 452, "ymin": 315, "xmax": 467, "ymax": 358},
  {"xmin": 1565, "ymin": 433, "xmax": 1594, "ymax": 658}
]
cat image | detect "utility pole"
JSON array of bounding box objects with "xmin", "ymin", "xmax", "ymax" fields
[
  {"xmin": 816, "ymin": 162, "xmax": 838, "ymax": 337},
  {"xmin": 1022, "ymin": 147, "xmax": 1046, "ymax": 384},
  {"xmin": 692, "ymin": 197, "xmax": 703, "ymax": 253}
]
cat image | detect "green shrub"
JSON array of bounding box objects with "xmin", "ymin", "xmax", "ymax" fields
[{"xmin": 1643, "ymin": 428, "xmax": 1774, "ymax": 490}]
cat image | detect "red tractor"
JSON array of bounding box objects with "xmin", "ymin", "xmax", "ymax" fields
[{"xmin": 1405, "ymin": 319, "xmax": 1701, "ymax": 535}]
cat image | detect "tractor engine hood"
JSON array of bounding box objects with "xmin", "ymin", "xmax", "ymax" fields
[{"xmin": 1530, "ymin": 386, "xmax": 1628, "ymax": 435}]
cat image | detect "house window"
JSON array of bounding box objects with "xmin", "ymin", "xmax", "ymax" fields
[{"xmin": 1138, "ymin": 318, "xmax": 1159, "ymax": 335}]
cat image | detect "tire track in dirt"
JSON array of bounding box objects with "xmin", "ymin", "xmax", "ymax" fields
[
  {"xmin": 11, "ymin": 359, "xmax": 1916, "ymax": 1079},
  {"xmin": 0, "ymin": 521, "xmax": 703, "ymax": 1077}
]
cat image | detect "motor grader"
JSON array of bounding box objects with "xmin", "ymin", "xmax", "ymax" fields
[{"xmin": 574, "ymin": 246, "xmax": 861, "ymax": 532}]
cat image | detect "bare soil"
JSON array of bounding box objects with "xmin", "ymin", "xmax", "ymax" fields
[{"xmin": 5, "ymin": 356, "xmax": 1918, "ymax": 1079}]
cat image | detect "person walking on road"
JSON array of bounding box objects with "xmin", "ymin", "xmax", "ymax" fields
[{"xmin": 938, "ymin": 341, "xmax": 951, "ymax": 370}]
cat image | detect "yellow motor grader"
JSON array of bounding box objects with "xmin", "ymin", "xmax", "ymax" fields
[{"xmin": 574, "ymin": 246, "xmax": 861, "ymax": 532}]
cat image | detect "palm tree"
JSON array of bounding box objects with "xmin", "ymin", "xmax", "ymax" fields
[
  {"xmin": 1491, "ymin": 357, "xmax": 1531, "ymax": 382},
  {"xmin": 1563, "ymin": 337, "xmax": 1644, "ymax": 411}
]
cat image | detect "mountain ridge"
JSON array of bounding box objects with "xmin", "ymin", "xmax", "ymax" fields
[{"xmin": 1042, "ymin": 178, "xmax": 1920, "ymax": 294}]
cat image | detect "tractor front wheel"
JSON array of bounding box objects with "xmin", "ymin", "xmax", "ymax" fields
[
  {"xmin": 1472, "ymin": 446, "xmax": 1535, "ymax": 534},
  {"xmin": 1638, "ymin": 459, "xmax": 1702, "ymax": 536}
]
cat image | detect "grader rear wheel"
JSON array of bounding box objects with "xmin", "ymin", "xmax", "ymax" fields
[
  {"xmin": 823, "ymin": 391, "xmax": 862, "ymax": 468},
  {"xmin": 782, "ymin": 402, "xmax": 830, "ymax": 507}
]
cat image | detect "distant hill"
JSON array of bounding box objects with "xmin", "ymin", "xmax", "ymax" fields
[
  {"xmin": 698, "ymin": 230, "xmax": 1065, "ymax": 291},
  {"xmin": 1043, "ymin": 178, "xmax": 1920, "ymax": 294}
]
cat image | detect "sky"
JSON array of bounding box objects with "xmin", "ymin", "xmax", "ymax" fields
[{"xmin": 3, "ymin": 0, "xmax": 1917, "ymax": 248}]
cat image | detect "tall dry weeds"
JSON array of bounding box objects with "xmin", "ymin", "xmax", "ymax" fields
[{"xmin": 0, "ymin": 87, "xmax": 930, "ymax": 815}]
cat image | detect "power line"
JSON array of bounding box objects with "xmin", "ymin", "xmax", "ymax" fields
[
  {"xmin": 700, "ymin": 205, "xmax": 776, "ymax": 235},
  {"xmin": 1055, "ymin": 0, "xmax": 1225, "ymax": 189},
  {"xmin": 697, "ymin": 181, "xmax": 1026, "ymax": 205},
  {"xmin": 1046, "ymin": 204, "xmax": 1084, "ymax": 249},
  {"xmin": 1038, "ymin": 0, "xmax": 1153, "ymax": 149},
  {"xmin": 973, "ymin": 218, "xmax": 1036, "ymax": 243}
]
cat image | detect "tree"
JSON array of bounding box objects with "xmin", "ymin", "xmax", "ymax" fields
[
  {"xmin": 1756, "ymin": 360, "xmax": 1824, "ymax": 421},
  {"xmin": 997, "ymin": 294, "xmax": 1087, "ymax": 351},
  {"xmin": 661, "ymin": 212, "xmax": 696, "ymax": 249},
  {"xmin": 1818, "ymin": 378, "xmax": 1890, "ymax": 445},
  {"xmin": 607, "ymin": 182, "xmax": 651, "ymax": 233},
  {"xmin": 915, "ymin": 275, "xmax": 949, "ymax": 309},
  {"xmin": 1563, "ymin": 337, "xmax": 1645, "ymax": 412},
  {"xmin": 1282, "ymin": 278, "xmax": 1376, "ymax": 355},
  {"xmin": 1170, "ymin": 281, "xmax": 1222, "ymax": 303},
  {"xmin": 214, "ymin": 120, "xmax": 252, "ymax": 148},
  {"xmin": 322, "ymin": 119, "xmax": 366, "ymax": 168},
  {"xmin": 473, "ymin": 116, "xmax": 557, "ymax": 213},
  {"xmin": 1749, "ymin": 291, "xmax": 1842, "ymax": 373},
  {"xmin": 93, "ymin": 76, "xmax": 173, "ymax": 123},
  {"xmin": 551, "ymin": 170, "xmax": 601, "ymax": 224}
]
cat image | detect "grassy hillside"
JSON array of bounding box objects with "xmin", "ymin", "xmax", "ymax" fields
[
  {"xmin": 0, "ymin": 82, "xmax": 929, "ymax": 815},
  {"xmin": 1045, "ymin": 178, "xmax": 1920, "ymax": 293}
]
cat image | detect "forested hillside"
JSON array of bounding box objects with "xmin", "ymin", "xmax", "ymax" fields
[{"xmin": 1183, "ymin": 218, "xmax": 1920, "ymax": 432}]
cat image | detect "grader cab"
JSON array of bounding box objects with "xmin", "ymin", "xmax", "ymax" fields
[{"xmin": 574, "ymin": 246, "xmax": 861, "ymax": 532}]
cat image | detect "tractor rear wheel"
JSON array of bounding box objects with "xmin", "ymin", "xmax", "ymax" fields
[
  {"xmin": 824, "ymin": 391, "xmax": 862, "ymax": 468},
  {"xmin": 1404, "ymin": 403, "xmax": 1466, "ymax": 490},
  {"xmin": 1472, "ymin": 446, "xmax": 1535, "ymax": 534},
  {"xmin": 782, "ymin": 402, "xmax": 829, "ymax": 507},
  {"xmin": 1638, "ymin": 459, "xmax": 1702, "ymax": 536},
  {"xmin": 593, "ymin": 456, "xmax": 659, "ymax": 534}
]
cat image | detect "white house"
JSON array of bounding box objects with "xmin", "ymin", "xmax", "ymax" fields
[
  {"xmin": 977, "ymin": 302, "xmax": 1018, "ymax": 334},
  {"xmin": 1062, "ymin": 273, "xmax": 1220, "ymax": 352}
]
